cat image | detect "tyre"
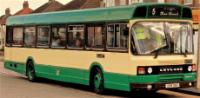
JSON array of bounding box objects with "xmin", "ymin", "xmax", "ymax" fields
[
  {"xmin": 27, "ymin": 61, "xmax": 37, "ymax": 82},
  {"xmin": 92, "ymin": 68, "xmax": 104, "ymax": 94}
]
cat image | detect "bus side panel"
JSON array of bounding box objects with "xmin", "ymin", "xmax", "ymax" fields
[
  {"xmin": 34, "ymin": 64, "xmax": 89, "ymax": 85},
  {"xmin": 104, "ymin": 72, "xmax": 130, "ymax": 91},
  {"xmin": 4, "ymin": 60, "xmax": 26, "ymax": 75},
  {"xmin": 101, "ymin": 53, "xmax": 134, "ymax": 92},
  {"xmin": 4, "ymin": 47, "xmax": 26, "ymax": 75}
]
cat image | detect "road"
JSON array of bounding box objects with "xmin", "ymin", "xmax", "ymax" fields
[{"xmin": 0, "ymin": 61, "xmax": 199, "ymax": 98}]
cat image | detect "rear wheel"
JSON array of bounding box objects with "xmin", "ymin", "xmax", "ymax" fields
[
  {"xmin": 27, "ymin": 61, "xmax": 37, "ymax": 82},
  {"xmin": 92, "ymin": 68, "xmax": 104, "ymax": 94}
]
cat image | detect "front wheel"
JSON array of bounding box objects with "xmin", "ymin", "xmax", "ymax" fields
[
  {"xmin": 92, "ymin": 68, "xmax": 104, "ymax": 94},
  {"xmin": 27, "ymin": 61, "xmax": 37, "ymax": 82}
]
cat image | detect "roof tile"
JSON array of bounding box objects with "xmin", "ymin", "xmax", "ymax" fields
[
  {"xmin": 58, "ymin": 0, "xmax": 101, "ymax": 11},
  {"xmin": 32, "ymin": 1, "xmax": 63, "ymax": 13}
]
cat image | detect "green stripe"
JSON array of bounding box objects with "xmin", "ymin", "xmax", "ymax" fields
[
  {"xmin": 4, "ymin": 60, "xmax": 197, "ymax": 92},
  {"xmin": 4, "ymin": 61, "xmax": 26, "ymax": 74},
  {"xmin": 35, "ymin": 64, "xmax": 89, "ymax": 85}
]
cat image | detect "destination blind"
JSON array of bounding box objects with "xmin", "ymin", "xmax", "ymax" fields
[{"xmin": 148, "ymin": 6, "xmax": 181, "ymax": 18}]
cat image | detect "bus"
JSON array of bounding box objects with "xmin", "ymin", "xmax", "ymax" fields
[{"xmin": 5, "ymin": 3, "xmax": 197, "ymax": 94}]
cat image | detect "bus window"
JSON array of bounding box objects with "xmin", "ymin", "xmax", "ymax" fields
[
  {"xmin": 6, "ymin": 26, "xmax": 13, "ymax": 46},
  {"xmin": 13, "ymin": 27, "xmax": 23, "ymax": 46},
  {"xmin": 51, "ymin": 27, "xmax": 66, "ymax": 48},
  {"xmin": 87, "ymin": 26, "xmax": 103, "ymax": 49},
  {"xmin": 37, "ymin": 26, "xmax": 50, "ymax": 47},
  {"xmin": 24, "ymin": 27, "xmax": 36, "ymax": 47},
  {"xmin": 107, "ymin": 23, "xmax": 128, "ymax": 50},
  {"xmin": 68, "ymin": 25, "xmax": 84, "ymax": 48}
]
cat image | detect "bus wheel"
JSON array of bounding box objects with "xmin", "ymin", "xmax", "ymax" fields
[
  {"xmin": 27, "ymin": 61, "xmax": 37, "ymax": 82},
  {"xmin": 92, "ymin": 68, "xmax": 104, "ymax": 94}
]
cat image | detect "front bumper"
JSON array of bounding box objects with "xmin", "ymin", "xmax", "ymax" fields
[{"xmin": 131, "ymin": 81, "xmax": 196, "ymax": 91}]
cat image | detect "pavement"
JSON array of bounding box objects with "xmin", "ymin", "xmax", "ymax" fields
[{"xmin": 174, "ymin": 88, "xmax": 200, "ymax": 96}]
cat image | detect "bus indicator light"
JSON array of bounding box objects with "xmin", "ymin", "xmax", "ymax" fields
[
  {"xmin": 192, "ymin": 64, "xmax": 196, "ymax": 71},
  {"xmin": 138, "ymin": 67, "xmax": 145, "ymax": 75}
]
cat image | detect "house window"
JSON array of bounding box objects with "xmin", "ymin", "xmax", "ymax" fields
[
  {"xmin": 105, "ymin": 0, "xmax": 115, "ymax": 7},
  {"xmin": 184, "ymin": 0, "xmax": 193, "ymax": 5},
  {"xmin": 167, "ymin": 0, "xmax": 179, "ymax": 4},
  {"xmin": 68, "ymin": 25, "xmax": 84, "ymax": 48},
  {"xmin": 51, "ymin": 27, "xmax": 66, "ymax": 48},
  {"xmin": 107, "ymin": 23, "xmax": 128, "ymax": 50},
  {"xmin": 24, "ymin": 27, "xmax": 36, "ymax": 47},
  {"xmin": 157, "ymin": 0, "xmax": 164, "ymax": 3},
  {"xmin": 13, "ymin": 27, "xmax": 23, "ymax": 46},
  {"xmin": 87, "ymin": 26, "xmax": 103, "ymax": 49},
  {"xmin": 37, "ymin": 26, "xmax": 50, "ymax": 47},
  {"xmin": 129, "ymin": 0, "xmax": 139, "ymax": 4},
  {"xmin": 120, "ymin": 0, "xmax": 126, "ymax": 5}
]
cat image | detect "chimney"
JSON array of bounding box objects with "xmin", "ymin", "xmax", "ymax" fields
[
  {"xmin": 49, "ymin": 0, "xmax": 55, "ymax": 2},
  {"xmin": 23, "ymin": 1, "xmax": 29, "ymax": 8},
  {"xmin": 5, "ymin": 8, "xmax": 10, "ymax": 16}
]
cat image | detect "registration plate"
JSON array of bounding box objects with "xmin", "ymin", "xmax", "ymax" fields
[{"xmin": 165, "ymin": 83, "xmax": 180, "ymax": 88}]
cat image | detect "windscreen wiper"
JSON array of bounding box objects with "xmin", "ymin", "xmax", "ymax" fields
[
  {"xmin": 181, "ymin": 48, "xmax": 187, "ymax": 57},
  {"xmin": 151, "ymin": 45, "xmax": 168, "ymax": 59}
]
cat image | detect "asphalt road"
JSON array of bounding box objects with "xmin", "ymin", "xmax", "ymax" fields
[{"xmin": 0, "ymin": 61, "xmax": 199, "ymax": 98}]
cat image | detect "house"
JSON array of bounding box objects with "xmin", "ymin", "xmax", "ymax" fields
[
  {"xmin": 0, "ymin": 8, "xmax": 11, "ymax": 25},
  {"xmin": 58, "ymin": 0, "xmax": 104, "ymax": 11},
  {"xmin": 14, "ymin": 1, "xmax": 33, "ymax": 15},
  {"xmin": 32, "ymin": 0, "xmax": 63, "ymax": 13},
  {"xmin": 0, "ymin": 8, "xmax": 11, "ymax": 50}
]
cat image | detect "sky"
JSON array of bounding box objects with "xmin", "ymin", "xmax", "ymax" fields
[{"xmin": 0, "ymin": 0, "xmax": 72, "ymax": 15}]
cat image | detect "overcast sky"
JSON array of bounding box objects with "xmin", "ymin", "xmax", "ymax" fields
[{"xmin": 0, "ymin": 0, "xmax": 72, "ymax": 15}]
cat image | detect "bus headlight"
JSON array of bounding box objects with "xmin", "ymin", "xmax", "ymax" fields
[
  {"xmin": 188, "ymin": 66, "xmax": 192, "ymax": 72},
  {"xmin": 147, "ymin": 67, "xmax": 153, "ymax": 74}
]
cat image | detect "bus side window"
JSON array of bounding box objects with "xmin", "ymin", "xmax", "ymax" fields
[
  {"xmin": 24, "ymin": 27, "xmax": 36, "ymax": 48},
  {"xmin": 51, "ymin": 27, "xmax": 66, "ymax": 48},
  {"xmin": 37, "ymin": 26, "xmax": 50, "ymax": 47},
  {"xmin": 87, "ymin": 25, "xmax": 103, "ymax": 49},
  {"xmin": 6, "ymin": 26, "xmax": 13, "ymax": 46},
  {"xmin": 67, "ymin": 25, "xmax": 84, "ymax": 48},
  {"xmin": 107, "ymin": 23, "xmax": 128, "ymax": 50},
  {"xmin": 13, "ymin": 27, "xmax": 23, "ymax": 46}
]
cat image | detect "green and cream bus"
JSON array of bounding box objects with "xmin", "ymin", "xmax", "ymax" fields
[{"xmin": 5, "ymin": 3, "xmax": 197, "ymax": 94}]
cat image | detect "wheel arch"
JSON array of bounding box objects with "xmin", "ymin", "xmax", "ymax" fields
[
  {"xmin": 89, "ymin": 62, "xmax": 104, "ymax": 86},
  {"xmin": 25, "ymin": 56, "xmax": 35, "ymax": 75}
]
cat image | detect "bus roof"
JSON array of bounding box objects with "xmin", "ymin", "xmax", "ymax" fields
[{"xmin": 7, "ymin": 3, "xmax": 192, "ymax": 26}]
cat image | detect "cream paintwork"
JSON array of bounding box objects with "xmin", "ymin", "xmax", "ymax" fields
[{"xmin": 4, "ymin": 19, "xmax": 196, "ymax": 75}]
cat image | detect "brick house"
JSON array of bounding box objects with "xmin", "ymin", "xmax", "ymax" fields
[
  {"xmin": 32, "ymin": 0, "xmax": 63, "ymax": 13},
  {"xmin": 0, "ymin": 8, "xmax": 11, "ymax": 50},
  {"xmin": 0, "ymin": 8, "xmax": 11, "ymax": 25},
  {"xmin": 58, "ymin": 0, "xmax": 104, "ymax": 11},
  {"xmin": 103, "ymin": 0, "xmax": 165, "ymax": 7},
  {"xmin": 14, "ymin": 1, "xmax": 33, "ymax": 15},
  {"xmin": 103, "ymin": 0, "xmax": 200, "ymax": 7}
]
